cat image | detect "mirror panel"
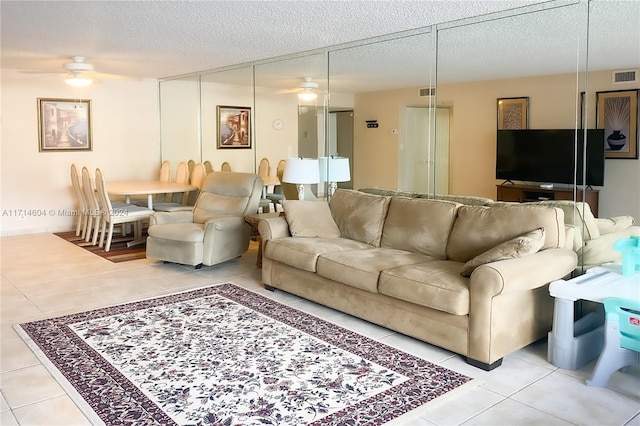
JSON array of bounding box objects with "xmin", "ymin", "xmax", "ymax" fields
[
  {"xmin": 200, "ymin": 66, "xmax": 254, "ymax": 172},
  {"xmin": 254, "ymin": 53, "xmax": 327, "ymax": 195},
  {"xmin": 328, "ymin": 31, "xmax": 436, "ymax": 192}
]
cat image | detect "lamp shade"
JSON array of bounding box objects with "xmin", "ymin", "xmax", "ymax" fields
[
  {"xmin": 319, "ymin": 157, "xmax": 351, "ymax": 182},
  {"xmin": 282, "ymin": 158, "xmax": 320, "ymax": 184}
]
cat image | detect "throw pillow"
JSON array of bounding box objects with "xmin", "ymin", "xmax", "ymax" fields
[
  {"xmin": 460, "ymin": 228, "xmax": 546, "ymax": 277},
  {"xmin": 283, "ymin": 200, "xmax": 341, "ymax": 238}
]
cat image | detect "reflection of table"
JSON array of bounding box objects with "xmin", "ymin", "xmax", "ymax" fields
[
  {"xmin": 261, "ymin": 176, "xmax": 281, "ymax": 198},
  {"xmin": 244, "ymin": 212, "xmax": 283, "ymax": 267},
  {"xmin": 107, "ymin": 181, "xmax": 197, "ymax": 210},
  {"xmin": 547, "ymin": 266, "xmax": 640, "ymax": 370}
]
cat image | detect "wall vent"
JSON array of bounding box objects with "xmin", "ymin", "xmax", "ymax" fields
[
  {"xmin": 419, "ymin": 87, "xmax": 436, "ymax": 97},
  {"xmin": 612, "ymin": 69, "xmax": 637, "ymax": 84}
]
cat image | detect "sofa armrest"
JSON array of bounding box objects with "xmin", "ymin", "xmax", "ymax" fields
[
  {"xmin": 258, "ymin": 216, "xmax": 291, "ymax": 241},
  {"xmin": 149, "ymin": 210, "xmax": 194, "ymax": 225},
  {"xmin": 596, "ymin": 216, "xmax": 635, "ymax": 235},
  {"xmin": 467, "ymin": 248, "xmax": 577, "ymax": 365}
]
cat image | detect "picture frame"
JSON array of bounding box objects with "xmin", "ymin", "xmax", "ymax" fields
[
  {"xmin": 596, "ymin": 89, "xmax": 639, "ymax": 159},
  {"xmin": 217, "ymin": 105, "xmax": 251, "ymax": 149},
  {"xmin": 38, "ymin": 98, "xmax": 92, "ymax": 151},
  {"xmin": 497, "ymin": 97, "xmax": 529, "ymax": 130}
]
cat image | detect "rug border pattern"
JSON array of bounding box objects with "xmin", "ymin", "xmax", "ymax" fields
[{"xmin": 17, "ymin": 283, "xmax": 472, "ymax": 425}]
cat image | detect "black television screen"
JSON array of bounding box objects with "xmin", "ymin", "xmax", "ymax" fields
[{"xmin": 496, "ymin": 129, "xmax": 605, "ymax": 187}]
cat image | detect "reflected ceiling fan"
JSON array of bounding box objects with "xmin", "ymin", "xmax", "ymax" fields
[
  {"xmin": 21, "ymin": 56, "xmax": 134, "ymax": 87},
  {"xmin": 277, "ymin": 77, "xmax": 321, "ymax": 100}
]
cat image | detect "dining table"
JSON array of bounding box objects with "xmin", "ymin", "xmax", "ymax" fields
[
  {"xmin": 107, "ymin": 180, "xmax": 197, "ymax": 210},
  {"xmin": 106, "ymin": 180, "xmax": 197, "ymax": 247}
]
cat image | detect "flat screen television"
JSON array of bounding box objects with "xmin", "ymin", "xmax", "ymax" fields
[{"xmin": 496, "ymin": 129, "xmax": 605, "ymax": 187}]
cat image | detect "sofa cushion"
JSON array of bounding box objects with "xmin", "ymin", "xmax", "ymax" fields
[
  {"xmin": 264, "ymin": 237, "xmax": 372, "ymax": 272},
  {"xmin": 283, "ymin": 200, "xmax": 341, "ymax": 238},
  {"xmin": 446, "ymin": 205, "xmax": 564, "ymax": 263},
  {"xmin": 329, "ymin": 189, "xmax": 391, "ymax": 247},
  {"xmin": 381, "ymin": 197, "xmax": 460, "ymax": 259},
  {"xmin": 317, "ymin": 248, "xmax": 435, "ymax": 293},
  {"xmin": 378, "ymin": 261, "xmax": 470, "ymax": 315},
  {"xmin": 422, "ymin": 193, "xmax": 493, "ymax": 206},
  {"xmin": 460, "ymin": 228, "xmax": 546, "ymax": 277}
]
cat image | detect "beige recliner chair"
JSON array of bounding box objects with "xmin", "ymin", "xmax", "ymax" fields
[{"xmin": 146, "ymin": 171, "xmax": 263, "ymax": 268}]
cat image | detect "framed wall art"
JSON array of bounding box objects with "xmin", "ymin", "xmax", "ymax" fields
[
  {"xmin": 217, "ymin": 105, "xmax": 251, "ymax": 149},
  {"xmin": 596, "ymin": 89, "xmax": 639, "ymax": 159},
  {"xmin": 38, "ymin": 98, "xmax": 92, "ymax": 151},
  {"xmin": 497, "ymin": 97, "xmax": 529, "ymax": 130}
]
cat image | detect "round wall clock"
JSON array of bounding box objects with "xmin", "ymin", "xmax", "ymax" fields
[{"xmin": 272, "ymin": 119, "xmax": 284, "ymax": 130}]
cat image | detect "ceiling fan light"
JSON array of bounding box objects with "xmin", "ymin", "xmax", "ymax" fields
[
  {"xmin": 65, "ymin": 73, "xmax": 92, "ymax": 88},
  {"xmin": 298, "ymin": 91, "xmax": 317, "ymax": 101}
]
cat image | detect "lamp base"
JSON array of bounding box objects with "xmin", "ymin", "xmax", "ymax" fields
[
  {"xmin": 327, "ymin": 182, "xmax": 338, "ymax": 200},
  {"xmin": 296, "ymin": 184, "xmax": 305, "ymax": 201}
]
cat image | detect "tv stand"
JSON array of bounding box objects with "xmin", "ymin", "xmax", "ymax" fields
[{"xmin": 496, "ymin": 184, "xmax": 599, "ymax": 217}]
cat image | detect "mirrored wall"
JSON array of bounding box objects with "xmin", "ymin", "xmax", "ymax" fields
[{"xmin": 159, "ymin": 0, "xmax": 640, "ymax": 271}]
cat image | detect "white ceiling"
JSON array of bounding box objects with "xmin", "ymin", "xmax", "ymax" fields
[
  {"xmin": 1, "ymin": 0, "xmax": 637, "ymax": 91},
  {"xmin": 1, "ymin": 0, "xmax": 552, "ymax": 80}
]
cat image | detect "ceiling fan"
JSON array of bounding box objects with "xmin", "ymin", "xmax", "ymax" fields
[
  {"xmin": 277, "ymin": 77, "xmax": 321, "ymax": 100},
  {"xmin": 21, "ymin": 56, "xmax": 134, "ymax": 87}
]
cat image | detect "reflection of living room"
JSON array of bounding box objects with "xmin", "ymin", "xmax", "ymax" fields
[{"xmin": 158, "ymin": 2, "xmax": 639, "ymax": 227}]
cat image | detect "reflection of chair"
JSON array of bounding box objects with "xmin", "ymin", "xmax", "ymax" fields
[
  {"xmin": 153, "ymin": 163, "xmax": 206, "ymax": 212},
  {"xmin": 221, "ymin": 161, "xmax": 231, "ymax": 171},
  {"xmin": 586, "ymin": 297, "xmax": 640, "ymax": 387},
  {"xmin": 94, "ymin": 168, "xmax": 153, "ymax": 252},
  {"xmin": 203, "ymin": 160, "xmax": 214, "ymax": 174},
  {"xmin": 81, "ymin": 166, "xmax": 102, "ymax": 244},
  {"xmin": 267, "ymin": 159, "xmax": 286, "ymax": 203},
  {"xmin": 146, "ymin": 172, "xmax": 263, "ymax": 268},
  {"xmin": 70, "ymin": 163, "xmax": 88, "ymax": 238}
]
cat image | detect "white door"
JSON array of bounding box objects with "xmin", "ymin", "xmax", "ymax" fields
[{"xmin": 399, "ymin": 106, "xmax": 450, "ymax": 194}]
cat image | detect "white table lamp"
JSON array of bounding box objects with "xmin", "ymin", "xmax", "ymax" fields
[
  {"xmin": 319, "ymin": 156, "xmax": 351, "ymax": 198},
  {"xmin": 282, "ymin": 158, "xmax": 320, "ymax": 200}
]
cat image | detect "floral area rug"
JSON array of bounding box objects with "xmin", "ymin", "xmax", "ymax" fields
[{"xmin": 16, "ymin": 283, "xmax": 472, "ymax": 425}]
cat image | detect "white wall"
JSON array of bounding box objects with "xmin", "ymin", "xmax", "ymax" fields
[{"xmin": 1, "ymin": 69, "xmax": 161, "ymax": 235}]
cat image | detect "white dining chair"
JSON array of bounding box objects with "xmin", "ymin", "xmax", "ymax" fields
[
  {"xmin": 70, "ymin": 163, "xmax": 88, "ymax": 238},
  {"xmin": 94, "ymin": 168, "xmax": 153, "ymax": 252},
  {"xmin": 81, "ymin": 166, "xmax": 102, "ymax": 244}
]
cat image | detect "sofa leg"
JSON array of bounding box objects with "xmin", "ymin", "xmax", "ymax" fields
[
  {"xmin": 466, "ymin": 357, "xmax": 503, "ymax": 371},
  {"xmin": 264, "ymin": 285, "xmax": 276, "ymax": 292},
  {"xmin": 195, "ymin": 263, "xmax": 203, "ymax": 269}
]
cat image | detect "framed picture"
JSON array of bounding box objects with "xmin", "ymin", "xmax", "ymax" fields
[
  {"xmin": 596, "ymin": 89, "xmax": 639, "ymax": 159},
  {"xmin": 217, "ymin": 105, "xmax": 251, "ymax": 149},
  {"xmin": 497, "ymin": 97, "xmax": 529, "ymax": 130},
  {"xmin": 38, "ymin": 98, "xmax": 92, "ymax": 151}
]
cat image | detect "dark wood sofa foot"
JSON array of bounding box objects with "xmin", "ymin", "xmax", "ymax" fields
[
  {"xmin": 466, "ymin": 357, "xmax": 503, "ymax": 371},
  {"xmin": 264, "ymin": 284, "xmax": 276, "ymax": 292}
]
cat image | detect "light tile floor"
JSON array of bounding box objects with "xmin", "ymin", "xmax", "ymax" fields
[{"xmin": 1, "ymin": 233, "xmax": 639, "ymax": 425}]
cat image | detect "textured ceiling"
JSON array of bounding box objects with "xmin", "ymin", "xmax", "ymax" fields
[{"xmin": 1, "ymin": 0, "xmax": 549, "ymax": 79}]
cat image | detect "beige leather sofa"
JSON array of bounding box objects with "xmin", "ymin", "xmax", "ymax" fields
[
  {"xmin": 146, "ymin": 171, "xmax": 263, "ymax": 268},
  {"xmin": 259, "ymin": 189, "xmax": 577, "ymax": 370}
]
